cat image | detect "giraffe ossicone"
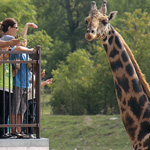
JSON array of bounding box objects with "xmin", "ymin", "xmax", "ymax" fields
[{"xmin": 85, "ymin": 1, "xmax": 150, "ymax": 150}]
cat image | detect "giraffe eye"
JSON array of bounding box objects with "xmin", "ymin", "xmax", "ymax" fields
[{"xmin": 102, "ymin": 20, "xmax": 107, "ymax": 26}]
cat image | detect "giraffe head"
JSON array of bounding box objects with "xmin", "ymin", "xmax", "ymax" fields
[{"xmin": 85, "ymin": 1, "xmax": 117, "ymax": 41}]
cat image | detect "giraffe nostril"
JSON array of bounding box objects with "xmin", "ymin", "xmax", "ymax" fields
[
  {"xmin": 87, "ymin": 30, "xmax": 90, "ymax": 33},
  {"xmin": 91, "ymin": 30, "xmax": 95, "ymax": 33}
]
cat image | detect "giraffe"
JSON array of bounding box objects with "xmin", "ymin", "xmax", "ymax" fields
[{"xmin": 85, "ymin": 1, "xmax": 150, "ymax": 150}]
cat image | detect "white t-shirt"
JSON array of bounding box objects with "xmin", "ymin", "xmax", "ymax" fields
[{"xmin": 28, "ymin": 72, "xmax": 36, "ymax": 100}]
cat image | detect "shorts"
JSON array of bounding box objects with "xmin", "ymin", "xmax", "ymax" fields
[{"xmin": 12, "ymin": 86, "xmax": 27, "ymax": 115}]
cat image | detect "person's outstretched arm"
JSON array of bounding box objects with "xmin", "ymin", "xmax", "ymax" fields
[
  {"xmin": 14, "ymin": 46, "xmax": 34, "ymax": 52},
  {"xmin": 0, "ymin": 39, "xmax": 19, "ymax": 48},
  {"xmin": 22, "ymin": 22, "xmax": 38, "ymax": 37},
  {"xmin": 40, "ymin": 78, "xmax": 53, "ymax": 88}
]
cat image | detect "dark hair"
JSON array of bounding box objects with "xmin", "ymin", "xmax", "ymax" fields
[{"xmin": 1, "ymin": 18, "xmax": 17, "ymax": 33}]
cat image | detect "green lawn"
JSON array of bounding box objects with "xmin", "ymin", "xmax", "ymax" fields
[
  {"xmin": 41, "ymin": 114, "xmax": 133, "ymax": 150},
  {"xmin": 40, "ymin": 94, "xmax": 133, "ymax": 150}
]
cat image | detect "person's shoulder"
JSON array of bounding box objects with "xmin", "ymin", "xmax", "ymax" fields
[{"xmin": 1, "ymin": 35, "xmax": 14, "ymax": 41}]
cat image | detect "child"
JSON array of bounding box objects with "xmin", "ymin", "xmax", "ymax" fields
[
  {"xmin": 23, "ymin": 68, "xmax": 52, "ymax": 138},
  {"xmin": 10, "ymin": 36, "xmax": 34, "ymax": 136},
  {"xmin": 0, "ymin": 46, "xmax": 13, "ymax": 138}
]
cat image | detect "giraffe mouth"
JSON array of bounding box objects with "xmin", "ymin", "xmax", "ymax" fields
[{"xmin": 85, "ymin": 33, "xmax": 96, "ymax": 41}]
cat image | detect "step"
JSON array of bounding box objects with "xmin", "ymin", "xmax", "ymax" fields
[{"xmin": 0, "ymin": 138, "xmax": 49, "ymax": 150}]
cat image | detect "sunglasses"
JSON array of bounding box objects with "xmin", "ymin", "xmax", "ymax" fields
[{"xmin": 12, "ymin": 26, "xmax": 18, "ymax": 29}]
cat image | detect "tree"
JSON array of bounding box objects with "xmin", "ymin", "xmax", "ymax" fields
[
  {"xmin": 32, "ymin": 0, "xmax": 96, "ymax": 52},
  {"xmin": 27, "ymin": 30, "xmax": 53, "ymax": 69},
  {"xmin": 45, "ymin": 40, "xmax": 71, "ymax": 78},
  {"xmin": 0, "ymin": 0, "xmax": 37, "ymax": 31},
  {"xmin": 108, "ymin": 0, "xmax": 150, "ymax": 18},
  {"xmin": 50, "ymin": 45, "xmax": 119, "ymax": 115},
  {"xmin": 50, "ymin": 49, "xmax": 95, "ymax": 115}
]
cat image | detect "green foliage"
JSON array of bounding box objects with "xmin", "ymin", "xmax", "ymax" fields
[
  {"xmin": 108, "ymin": 0, "xmax": 150, "ymax": 18},
  {"xmin": 51, "ymin": 49, "xmax": 95, "ymax": 115},
  {"xmin": 0, "ymin": 0, "xmax": 37, "ymax": 29},
  {"xmin": 27, "ymin": 30, "xmax": 53, "ymax": 50},
  {"xmin": 45, "ymin": 40, "xmax": 71, "ymax": 78},
  {"xmin": 50, "ymin": 48, "xmax": 119, "ymax": 115},
  {"xmin": 32, "ymin": 0, "xmax": 94, "ymax": 51},
  {"xmin": 27, "ymin": 30, "xmax": 53, "ymax": 68}
]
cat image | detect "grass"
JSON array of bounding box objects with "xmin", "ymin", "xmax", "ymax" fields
[
  {"xmin": 41, "ymin": 115, "xmax": 133, "ymax": 150},
  {"xmin": 41, "ymin": 94, "xmax": 133, "ymax": 150}
]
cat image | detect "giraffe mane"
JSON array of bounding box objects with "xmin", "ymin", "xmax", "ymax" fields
[{"xmin": 116, "ymin": 31, "xmax": 150, "ymax": 98}]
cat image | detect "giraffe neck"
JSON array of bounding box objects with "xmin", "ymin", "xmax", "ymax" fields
[{"xmin": 100, "ymin": 26, "xmax": 150, "ymax": 149}]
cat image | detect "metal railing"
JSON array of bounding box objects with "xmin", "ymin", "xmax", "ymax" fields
[{"xmin": 0, "ymin": 46, "xmax": 41, "ymax": 138}]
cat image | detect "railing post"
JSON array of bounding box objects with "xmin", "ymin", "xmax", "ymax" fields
[{"xmin": 35, "ymin": 45, "xmax": 41, "ymax": 138}]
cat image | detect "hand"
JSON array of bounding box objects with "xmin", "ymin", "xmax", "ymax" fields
[
  {"xmin": 27, "ymin": 63, "xmax": 32, "ymax": 68},
  {"xmin": 41, "ymin": 71, "xmax": 45, "ymax": 79},
  {"xmin": 30, "ymin": 48, "xmax": 35, "ymax": 51},
  {"xmin": 26, "ymin": 23, "xmax": 38, "ymax": 29},
  {"xmin": 9, "ymin": 39, "xmax": 19, "ymax": 46},
  {"xmin": 16, "ymin": 59, "xmax": 20, "ymax": 70},
  {"xmin": 45, "ymin": 78, "xmax": 53, "ymax": 85}
]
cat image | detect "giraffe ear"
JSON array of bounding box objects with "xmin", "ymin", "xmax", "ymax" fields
[{"xmin": 108, "ymin": 11, "xmax": 118, "ymax": 22}]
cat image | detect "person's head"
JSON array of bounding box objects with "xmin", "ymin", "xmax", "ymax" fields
[{"xmin": 1, "ymin": 18, "xmax": 18, "ymax": 36}]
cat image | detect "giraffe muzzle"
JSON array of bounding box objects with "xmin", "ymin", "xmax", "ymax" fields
[
  {"xmin": 85, "ymin": 33, "xmax": 96, "ymax": 41},
  {"xmin": 85, "ymin": 28, "xmax": 97, "ymax": 41}
]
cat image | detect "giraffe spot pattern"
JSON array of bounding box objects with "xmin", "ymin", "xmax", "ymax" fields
[
  {"xmin": 103, "ymin": 36, "xmax": 107, "ymax": 42},
  {"xmin": 138, "ymin": 121, "xmax": 150, "ymax": 142},
  {"xmin": 128, "ymin": 97, "xmax": 143, "ymax": 119},
  {"xmin": 121, "ymin": 107, "xmax": 125, "ymax": 113},
  {"xmin": 132, "ymin": 78, "xmax": 142, "ymax": 93},
  {"xmin": 126, "ymin": 64, "xmax": 134, "ymax": 76},
  {"xmin": 110, "ymin": 59, "xmax": 123, "ymax": 72},
  {"xmin": 121, "ymin": 51, "xmax": 129, "ymax": 62},
  {"xmin": 123, "ymin": 99, "xmax": 126, "ymax": 105},
  {"xmin": 109, "ymin": 47, "xmax": 119, "ymax": 58},
  {"xmin": 116, "ymin": 75, "xmax": 129, "ymax": 93},
  {"xmin": 115, "ymin": 82, "xmax": 122, "ymax": 100},
  {"xmin": 143, "ymin": 135, "xmax": 150, "ymax": 148},
  {"xmin": 139, "ymin": 94, "xmax": 147, "ymax": 107},
  {"xmin": 124, "ymin": 113, "xmax": 137, "ymax": 141},
  {"xmin": 115, "ymin": 36, "xmax": 122, "ymax": 49},
  {"xmin": 125, "ymin": 113, "xmax": 134, "ymax": 126},
  {"xmin": 143, "ymin": 104, "xmax": 150, "ymax": 119},
  {"xmin": 110, "ymin": 26, "xmax": 115, "ymax": 34},
  {"xmin": 134, "ymin": 145, "xmax": 138, "ymax": 150},
  {"xmin": 108, "ymin": 35, "xmax": 114, "ymax": 45},
  {"xmin": 103, "ymin": 44, "xmax": 108, "ymax": 53},
  {"xmin": 128, "ymin": 127, "xmax": 137, "ymax": 141}
]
